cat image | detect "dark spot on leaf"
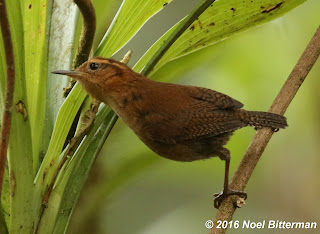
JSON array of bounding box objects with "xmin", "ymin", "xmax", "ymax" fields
[
  {"xmin": 262, "ymin": 2, "xmax": 283, "ymax": 13},
  {"xmin": 260, "ymin": 6, "xmax": 265, "ymax": 9},
  {"xmin": 10, "ymin": 171, "xmax": 16, "ymax": 196},
  {"xmin": 29, "ymin": 4, "xmax": 32, "ymax": 9},
  {"xmin": 38, "ymin": 25, "xmax": 42, "ymax": 35},
  {"xmin": 15, "ymin": 101, "xmax": 28, "ymax": 121},
  {"xmin": 197, "ymin": 38, "xmax": 205, "ymax": 44},
  {"xmin": 163, "ymin": 2, "xmax": 168, "ymax": 7},
  {"xmin": 208, "ymin": 22, "xmax": 215, "ymax": 26},
  {"xmin": 198, "ymin": 20, "xmax": 203, "ymax": 30},
  {"xmin": 190, "ymin": 25, "xmax": 195, "ymax": 31},
  {"xmin": 43, "ymin": 168, "xmax": 48, "ymax": 183},
  {"xmin": 231, "ymin": 7, "xmax": 236, "ymax": 12}
]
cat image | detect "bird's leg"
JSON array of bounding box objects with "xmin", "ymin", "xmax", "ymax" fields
[{"xmin": 214, "ymin": 152, "xmax": 247, "ymax": 209}]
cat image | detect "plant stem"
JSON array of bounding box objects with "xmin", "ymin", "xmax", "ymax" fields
[
  {"xmin": 72, "ymin": 0, "xmax": 96, "ymax": 69},
  {"xmin": 63, "ymin": 0, "xmax": 96, "ymax": 97},
  {"xmin": 210, "ymin": 24, "xmax": 320, "ymax": 234},
  {"xmin": 0, "ymin": 0, "xmax": 15, "ymax": 200}
]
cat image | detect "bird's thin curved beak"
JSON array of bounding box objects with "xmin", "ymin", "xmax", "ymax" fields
[{"xmin": 51, "ymin": 70, "xmax": 84, "ymax": 78}]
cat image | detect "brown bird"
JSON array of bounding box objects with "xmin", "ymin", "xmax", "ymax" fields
[{"xmin": 53, "ymin": 57, "xmax": 287, "ymax": 208}]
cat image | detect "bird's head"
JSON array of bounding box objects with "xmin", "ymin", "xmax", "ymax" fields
[{"xmin": 52, "ymin": 57, "xmax": 134, "ymax": 101}]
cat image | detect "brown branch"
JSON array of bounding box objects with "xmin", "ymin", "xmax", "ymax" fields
[
  {"xmin": 210, "ymin": 25, "xmax": 320, "ymax": 234},
  {"xmin": 0, "ymin": 0, "xmax": 15, "ymax": 199},
  {"xmin": 63, "ymin": 0, "xmax": 96, "ymax": 97}
]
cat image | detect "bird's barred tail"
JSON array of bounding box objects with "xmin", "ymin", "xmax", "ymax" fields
[{"xmin": 237, "ymin": 109, "xmax": 288, "ymax": 129}]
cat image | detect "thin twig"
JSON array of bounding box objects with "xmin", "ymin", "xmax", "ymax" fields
[
  {"xmin": 63, "ymin": 0, "xmax": 96, "ymax": 97},
  {"xmin": 210, "ymin": 25, "xmax": 320, "ymax": 234},
  {"xmin": 0, "ymin": 0, "xmax": 15, "ymax": 199},
  {"xmin": 141, "ymin": 0, "xmax": 216, "ymax": 76}
]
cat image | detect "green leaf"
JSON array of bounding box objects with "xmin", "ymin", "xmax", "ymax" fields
[
  {"xmin": 134, "ymin": 0, "xmax": 307, "ymax": 75},
  {"xmin": 95, "ymin": 0, "xmax": 173, "ymax": 57},
  {"xmin": 0, "ymin": 210, "xmax": 8, "ymax": 234},
  {"xmin": 23, "ymin": 0, "xmax": 49, "ymax": 174},
  {"xmin": 32, "ymin": 0, "xmax": 79, "ymax": 223},
  {"xmin": 74, "ymin": 152, "xmax": 160, "ymax": 223},
  {"xmin": 33, "ymin": 83, "xmax": 87, "ymax": 225},
  {"xmin": 37, "ymin": 105, "xmax": 115, "ymax": 233},
  {"xmin": 0, "ymin": 166, "xmax": 9, "ymax": 232},
  {"xmin": 40, "ymin": 0, "xmax": 78, "ymax": 165},
  {"xmin": 3, "ymin": 0, "xmax": 34, "ymax": 232}
]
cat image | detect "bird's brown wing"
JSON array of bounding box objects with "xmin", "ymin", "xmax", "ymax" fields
[
  {"xmin": 149, "ymin": 110, "xmax": 246, "ymax": 144},
  {"xmin": 185, "ymin": 86, "xmax": 244, "ymax": 110},
  {"xmin": 146, "ymin": 86, "xmax": 246, "ymax": 144},
  {"xmin": 174, "ymin": 111, "xmax": 246, "ymax": 142}
]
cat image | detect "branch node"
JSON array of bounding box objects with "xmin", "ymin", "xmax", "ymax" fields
[{"xmin": 235, "ymin": 197, "xmax": 246, "ymax": 208}]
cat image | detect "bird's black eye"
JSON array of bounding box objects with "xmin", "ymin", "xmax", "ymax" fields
[{"xmin": 89, "ymin": 62, "xmax": 99, "ymax": 70}]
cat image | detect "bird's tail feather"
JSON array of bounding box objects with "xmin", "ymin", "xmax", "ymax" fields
[{"xmin": 237, "ymin": 110, "xmax": 288, "ymax": 129}]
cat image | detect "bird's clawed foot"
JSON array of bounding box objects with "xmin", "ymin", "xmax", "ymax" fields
[{"xmin": 213, "ymin": 189, "xmax": 247, "ymax": 209}]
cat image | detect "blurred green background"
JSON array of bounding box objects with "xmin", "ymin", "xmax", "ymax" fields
[{"xmin": 69, "ymin": 0, "xmax": 320, "ymax": 233}]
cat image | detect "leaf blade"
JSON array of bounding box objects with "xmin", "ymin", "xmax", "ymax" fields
[
  {"xmin": 3, "ymin": 0, "xmax": 34, "ymax": 232},
  {"xmin": 135, "ymin": 0, "xmax": 307, "ymax": 75},
  {"xmin": 95, "ymin": 0, "xmax": 173, "ymax": 57},
  {"xmin": 23, "ymin": 0, "xmax": 49, "ymax": 174}
]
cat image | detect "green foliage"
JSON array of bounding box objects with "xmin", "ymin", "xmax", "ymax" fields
[
  {"xmin": 23, "ymin": 0, "xmax": 49, "ymax": 173},
  {"xmin": 95, "ymin": 0, "xmax": 173, "ymax": 57},
  {"xmin": 41, "ymin": 0, "xmax": 78, "ymax": 161},
  {"xmin": 0, "ymin": 0, "xmax": 310, "ymax": 233},
  {"xmin": 1, "ymin": 0, "xmax": 34, "ymax": 232},
  {"xmin": 135, "ymin": 0, "xmax": 307, "ymax": 75}
]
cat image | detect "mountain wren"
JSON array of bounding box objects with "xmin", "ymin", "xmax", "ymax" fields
[{"xmin": 53, "ymin": 57, "xmax": 287, "ymax": 208}]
